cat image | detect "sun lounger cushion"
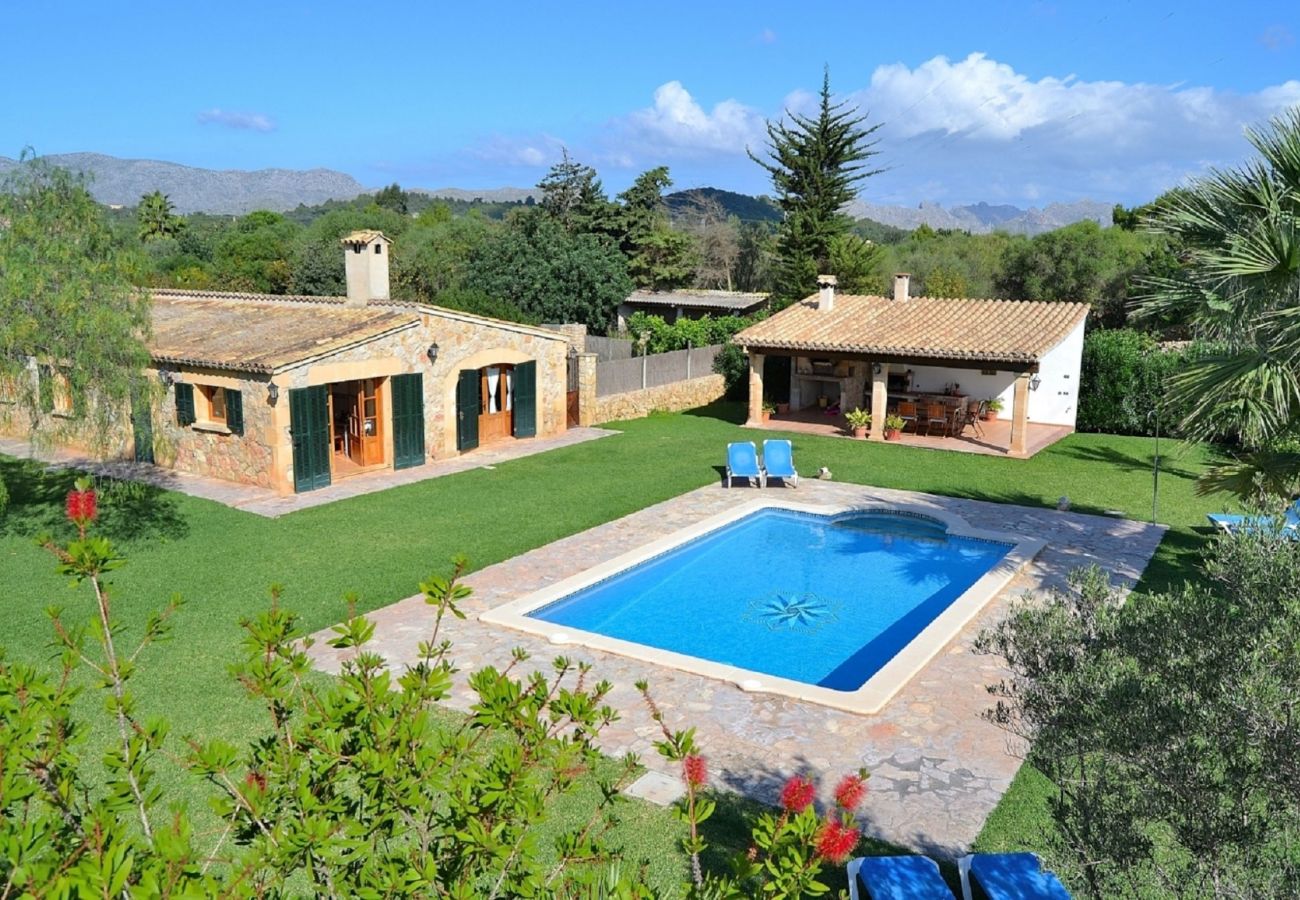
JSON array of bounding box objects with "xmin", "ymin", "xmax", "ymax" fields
[
  {"xmin": 966, "ymin": 853, "xmax": 1071, "ymax": 900},
  {"xmin": 852, "ymin": 855, "xmax": 954, "ymax": 899}
]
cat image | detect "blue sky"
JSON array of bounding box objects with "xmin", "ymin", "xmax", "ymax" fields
[{"xmin": 6, "ymin": 1, "xmax": 1299, "ymax": 205}]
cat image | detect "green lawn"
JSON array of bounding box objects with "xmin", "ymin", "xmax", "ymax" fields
[{"xmin": 0, "ymin": 402, "xmax": 1226, "ymax": 893}]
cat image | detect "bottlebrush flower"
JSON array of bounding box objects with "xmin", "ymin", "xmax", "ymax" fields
[
  {"xmin": 833, "ymin": 773, "xmax": 867, "ymax": 811},
  {"xmin": 682, "ymin": 754, "xmax": 708, "ymax": 788},
  {"xmin": 779, "ymin": 774, "xmax": 816, "ymax": 813},
  {"xmin": 65, "ymin": 488, "xmax": 97, "ymax": 526},
  {"xmin": 814, "ymin": 819, "xmax": 860, "ymax": 864}
]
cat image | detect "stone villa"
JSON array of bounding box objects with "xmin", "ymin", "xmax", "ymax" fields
[{"xmin": 6, "ymin": 231, "xmax": 572, "ymax": 495}]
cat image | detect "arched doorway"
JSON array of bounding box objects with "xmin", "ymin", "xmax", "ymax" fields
[{"xmin": 477, "ymin": 364, "xmax": 514, "ymax": 444}]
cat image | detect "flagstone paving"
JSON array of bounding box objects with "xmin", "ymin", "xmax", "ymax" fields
[
  {"xmin": 0, "ymin": 427, "xmax": 615, "ymax": 517},
  {"xmin": 306, "ymin": 480, "xmax": 1165, "ymax": 856}
]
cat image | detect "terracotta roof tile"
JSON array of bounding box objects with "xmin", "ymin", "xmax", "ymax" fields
[
  {"xmin": 733, "ymin": 293, "xmax": 1089, "ymax": 363},
  {"xmin": 149, "ymin": 294, "xmax": 418, "ymax": 374}
]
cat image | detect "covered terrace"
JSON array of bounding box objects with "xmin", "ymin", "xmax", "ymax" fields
[{"xmin": 732, "ymin": 274, "xmax": 1089, "ymax": 458}]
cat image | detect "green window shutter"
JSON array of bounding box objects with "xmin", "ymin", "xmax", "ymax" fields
[
  {"xmin": 456, "ymin": 369, "xmax": 479, "ymax": 451},
  {"xmin": 175, "ymin": 383, "xmax": 195, "ymax": 426},
  {"xmin": 512, "ymin": 361, "xmax": 537, "ymax": 438},
  {"xmin": 225, "ymin": 389, "xmax": 244, "ymax": 435},
  {"xmin": 38, "ymin": 365, "xmax": 54, "ymax": 413},
  {"xmin": 391, "ymin": 373, "xmax": 425, "ymax": 469}
]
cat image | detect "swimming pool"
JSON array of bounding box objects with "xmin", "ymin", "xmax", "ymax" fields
[{"xmin": 481, "ymin": 499, "xmax": 1043, "ymax": 713}]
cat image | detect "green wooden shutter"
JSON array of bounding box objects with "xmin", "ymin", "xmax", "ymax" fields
[
  {"xmin": 38, "ymin": 365, "xmax": 54, "ymax": 413},
  {"xmin": 390, "ymin": 373, "xmax": 425, "ymax": 469},
  {"xmin": 289, "ymin": 385, "xmax": 331, "ymax": 492},
  {"xmin": 130, "ymin": 384, "xmax": 154, "ymax": 464},
  {"xmin": 175, "ymin": 383, "xmax": 196, "ymax": 426},
  {"xmin": 225, "ymin": 389, "xmax": 244, "ymax": 435},
  {"xmin": 512, "ymin": 361, "xmax": 536, "ymax": 438},
  {"xmin": 456, "ymin": 369, "xmax": 479, "ymax": 452}
]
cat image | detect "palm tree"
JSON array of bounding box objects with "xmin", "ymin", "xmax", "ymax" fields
[
  {"xmin": 137, "ymin": 190, "xmax": 183, "ymax": 242},
  {"xmin": 1134, "ymin": 107, "xmax": 1300, "ymax": 498}
]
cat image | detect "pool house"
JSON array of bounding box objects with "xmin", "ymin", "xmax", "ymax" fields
[{"xmin": 733, "ymin": 274, "xmax": 1090, "ymax": 457}]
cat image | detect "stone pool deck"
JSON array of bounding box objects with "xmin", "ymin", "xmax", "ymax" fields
[{"xmin": 306, "ymin": 481, "xmax": 1166, "ymax": 856}]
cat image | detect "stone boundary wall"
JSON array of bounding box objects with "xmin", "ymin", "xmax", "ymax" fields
[{"xmin": 589, "ymin": 373, "xmax": 725, "ymax": 424}]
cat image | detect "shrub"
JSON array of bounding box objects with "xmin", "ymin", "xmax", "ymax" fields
[{"xmin": 1076, "ymin": 328, "xmax": 1187, "ymax": 435}]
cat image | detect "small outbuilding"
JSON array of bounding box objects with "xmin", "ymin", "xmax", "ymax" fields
[
  {"xmin": 732, "ymin": 274, "xmax": 1089, "ymax": 457},
  {"xmin": 616, "ymin": 289, "xmax": 769, "ymax": 331}
]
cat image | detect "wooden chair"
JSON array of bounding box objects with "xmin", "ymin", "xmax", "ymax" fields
[
  {"xmin": 897, "ymin": 401, "xmax": 918, "ymax": 433},
  {"xmin": 925, "ymin": 403, "xmax": 949, "ymax": 436},
  {"xmin": 963, "ymin": 400, "xmax": 984, "ymax": 438}
]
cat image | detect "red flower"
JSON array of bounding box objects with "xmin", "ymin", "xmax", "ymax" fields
[
  {"xmin": 65, "ymin": 488, "xmax": 97, "ymax": 526},
  {"xmin": 814, "ymin": 819, "xmax": 860, "ymax": 864},
  {"xmin": 243, "ymin": 770, "xmax": 267, "ymax": 792},
  {"xmin": 833, "ymin": 773, "xmax": 868, "ymax": 811},
  {"xmin": 779, "ymin": 774, "xmax": 816, "ymax": 813},
  {"xmin": 682, "ymin": 754, "xmax": 708, "ymax": 788}
]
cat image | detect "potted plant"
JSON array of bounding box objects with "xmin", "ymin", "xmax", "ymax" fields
[
  {"xmin": 844, "ymin": 407, "xmax": 871, "ymax": 439},
  {"xmin": 884, "ymin": 414, "xmax": 906, "ymax": 441},
  {"xmin": 762, "ymin": 400, "xmax": 776, "ymax": 423},
  {"xmin": 776, "ymin": 400, "xmax": 790, "ymax": 415},
  {"xmin": 983, "ymin": 397, "xmax": 1004, "ymax": 421}
]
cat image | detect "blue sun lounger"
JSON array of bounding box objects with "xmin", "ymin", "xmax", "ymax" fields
[
  {"xmin": 1206, "ymin": 499, "xmax": 1300, "ymax": 535},
  {"xmin": 762, "ymin": 439, "xmax": 799, "ymax": 487},
  {"xmin": 726, "ymin": 441, "xmax": 765, "ymax": 488},
  {"xmin": 959, "ymin": 853, "xmax": 1071, "ymax": 900},
  {"xmin": 848, "ymin": 855, "xmax": 954, "ymax": 900}
]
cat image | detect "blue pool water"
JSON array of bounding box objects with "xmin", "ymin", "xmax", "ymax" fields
[{"xmin": 529, "ymin": 508, "xmax": 1011, "ymax": 691}]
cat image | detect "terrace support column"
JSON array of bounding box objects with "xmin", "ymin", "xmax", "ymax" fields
[
  {"xmin": 869, "ymin": 362, "xmax": 889, "ymax": 440},
  {"xmin": 1009, "ymin": 371, "xmax": 1031, "ymax": 456},
  {"xmin": 745, "ymin": 350, "xmax": 765, "ymax": 427},
  {"xmin": 577, "ymin": 352, "xmax": 597, "ymax": 427}
]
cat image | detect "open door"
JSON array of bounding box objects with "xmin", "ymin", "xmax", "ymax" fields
[
  {"xmin": 130, "ymin": 383, "xmax": 154, "ymax": 464},
  {"xmin": 456, "ymin": 369, "xmax": 479, "ymax": 452},
  {"xmin": 290, "ymin": 385, "xmax": 331, "ymax": 492}
]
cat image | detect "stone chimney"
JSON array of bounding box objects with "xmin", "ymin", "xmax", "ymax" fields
[
  {"xmin": 816, "ymin": 274, "xmax": 838, "ymax": 311},
  {"xmin": 341, "ymin": 230, "xmax": 392, "ymax": 307},
  {"xmin": 893, "ymin": 272, "xmax": 910, "ymax": 302}
]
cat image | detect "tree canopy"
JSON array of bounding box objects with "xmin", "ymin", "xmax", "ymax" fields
[
  {"xmin": 750, "ymin": 68, "xmax": 883, "ymax": 304},
  {"xmin": 0, "ymin": 155, "xmax": 151, "ymax": 454}
]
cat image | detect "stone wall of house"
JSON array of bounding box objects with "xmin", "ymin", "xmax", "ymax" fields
[
  {"xmin": 159, "ymin": 368, "xmax": 277, "ymax": 489},
  {"xmin": 590, "ymin": 373, "xmax": 726, "ymax": 424}
]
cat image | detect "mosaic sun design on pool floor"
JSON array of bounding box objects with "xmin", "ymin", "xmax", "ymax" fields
[{"xmin": 744, "ymin": 591, "xmax": 841, "ymax": 632}]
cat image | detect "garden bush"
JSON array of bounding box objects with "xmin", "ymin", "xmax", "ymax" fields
[{"xmin": 1076, "ymin": 328, "xmax": 1188, "ymax": 435}]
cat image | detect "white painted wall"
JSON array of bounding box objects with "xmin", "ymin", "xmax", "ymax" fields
[
  {"xmin": 890, "ymin": 316, "xmax": 1087, "ymax": 428},
  {"xmin": 1029, "ymin": 317, "xmax": 1086, "ymax": 427}
]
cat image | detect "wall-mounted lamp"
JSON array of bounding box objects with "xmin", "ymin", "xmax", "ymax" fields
[
  {"xmin": 426, "ymin": 342, "xmax": 439, "ymax": 365},
  {"xmin": 267, "ymin": 381, "xmax": 280, "ymax": 405},
  {"xmin": 872, "ymin": 362, "xmax": 882, "ymax": 375},
  {"xmin": 1029, "ymin": 374, "xmax": 1043, "ymax": 392},
  {"xmin": 157, "ymin": 368, "xmax": 175, "ymax": 387}
]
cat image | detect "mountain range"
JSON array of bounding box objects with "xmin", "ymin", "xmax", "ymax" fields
[{"xmin": 0, "ymin": 152, "xmax": 1113, "ymax": 233}]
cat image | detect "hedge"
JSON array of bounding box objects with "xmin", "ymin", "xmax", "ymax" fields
[{"xmin": 1077, "ymin": 328, "xmax": 1188, "ymax": 436}]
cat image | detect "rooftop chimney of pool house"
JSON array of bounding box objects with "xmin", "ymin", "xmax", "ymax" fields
[
  {"xmin": 341, "ymin": 230, "xmax": 392, "ymax": 307},
  {"xmin": 816, "ymin": 274, "xmax": 837, "ymax": 311},
  {"xmin": 893, "ymin": 272, "xmax": 911, "ymax": 302}
]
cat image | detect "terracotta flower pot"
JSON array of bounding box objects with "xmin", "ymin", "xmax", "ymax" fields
[
  {"xmin": 852, "ymin": 426, "xmax": 867, "ymax": 439},
  {"xmin": 885, "ymin": 428, "xmax": 901, "ymax": 441},
  {"xmin": 776, "ymin": 402, "xmax": 790, "ymax": 415},
  {"xmin": 982, "ymin": 411, "xmax": 997, "ymax": 421},
  {"xmin": 762, "ymin": 411, "xmax": 772, "ymax": 423}
]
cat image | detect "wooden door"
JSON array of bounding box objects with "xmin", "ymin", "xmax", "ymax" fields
[
  {"xmin": 290, "ymin": 385, "xmax": 331, "ymax": 492},
  {"xmin": 359, "ymin": 378, "xmax": 384, "ymax": 466},
  {"xmin": 391, "ymin": 373, "xmax": 425, "ymax": 470},
  {"xmin": 130, "ymin": 383, "xmax": 154, "ymax": 463},
  {"xmin": 478, "ymin": 365, "xmax": 513, "ymax": 444}
]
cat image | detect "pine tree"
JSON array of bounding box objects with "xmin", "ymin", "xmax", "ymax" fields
[
  {"xmin": 750, "ymin": 68, "xmax": 882, "ymax": 305},
  {"xmin": 616, "ymin": 167, "xmax": 697, "ymax": 290},
  {"xmin": 536, "ymin": 149, "xmax": 615, "ymax": 235}
]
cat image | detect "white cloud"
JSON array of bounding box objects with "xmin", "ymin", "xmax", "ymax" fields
[
  {"xmin": 432, "ymin": 55, "xmax": 1300, "ymax": 204},
  {"xmin": 196, "ymin": 108, "xmax": 276, "ymax": 132},
  {"xmin": 621, "ymin": 81, "xmax": 766, "ymax": 157},
  {"xmin": 758, "ymin": 28, "xmax": 777, "ymax": 45},
  {"xmin": 1260, "ymin": 24, "xmax": 1295, "ymax": 51}
]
